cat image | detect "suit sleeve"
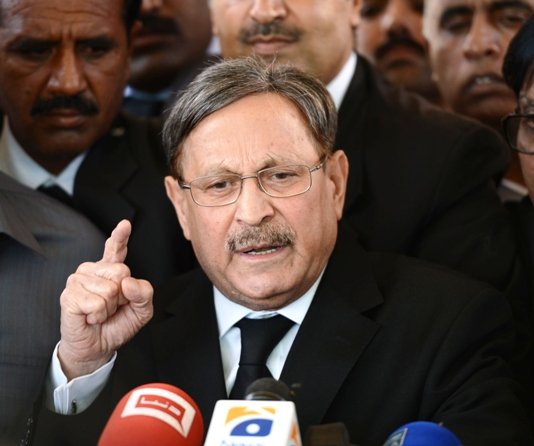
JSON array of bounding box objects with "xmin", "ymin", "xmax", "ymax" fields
[
  {"xmin": 412, "ymin": 124, "xmax": 518, "ymax": 295},
  {"xmin": 421, "ymin": 286, "xmax": 532, "ymax": 445}
]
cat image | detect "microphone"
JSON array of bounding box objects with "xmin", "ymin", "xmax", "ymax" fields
[
  {"xmin": 98, "ymin": 382, "xmax": 204, "ymax": 446},
  {"xmin": 204, "ymin": 378, "xmax": 302, "ymax": 446},
  {"xmin": 304, "ymin": 422, "xmax": 355, "ymax": 446},
  {"xmin": 383, "ymin": 421, "xmax": 461, "ymax": 446}
]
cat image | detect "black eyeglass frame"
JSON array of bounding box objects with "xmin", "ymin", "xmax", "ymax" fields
[{"xmin": 502, "ymin": 112, "xmax": 534, "ymax": 155}]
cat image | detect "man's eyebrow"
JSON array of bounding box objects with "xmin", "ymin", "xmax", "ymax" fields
[
  {"xmin": 76, "ymin": 35, "xmax": 117, "ymax": 47},
  {"xmin": 6, "ymin": 37, "xmax": 55, "ymax": 51},
  {"xmin": 489, "ymin": 0, "xmax": 534, "ymax": 13}
]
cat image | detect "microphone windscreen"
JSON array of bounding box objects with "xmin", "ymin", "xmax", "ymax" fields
[
  {"xmin": 245, "ymin": 377, "xmax": 293, "ymax": 401},
  {"xmin": 304, "ymin": 422, "xmax": 353, "ymax": 446},
  {"xmin": 383, "ymin": 421, "xmax": 461, "ymax": 446},
  {"xmin": 98, "ymin": 382, "xmax": 204, "ymax": 446}
]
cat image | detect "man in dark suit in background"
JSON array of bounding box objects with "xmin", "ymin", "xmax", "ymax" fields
[
  {"xmin": 0, "ymin": 171, "xmax": 104, "ymax": 445},
  {"xmin": 208, "ymin": 0, "xmax": 518, "ymax": 295},
  {"xmin": 30, "ymin": 57, "xmax": 531, "ymax": 446},
  {"xmin": 0, "ymin": 0, "xmax": 195, "ymax": 287},
  {"xmin": 502, "ymin": 14, "xmax": 534, "ymax": 424},
  {"xmin": 422, "ymin": 0, "xmax": 534, "ymax": 201},
  {"xmin": 123, "ymin": 0, "xmax": 216, "ymax": 117}
]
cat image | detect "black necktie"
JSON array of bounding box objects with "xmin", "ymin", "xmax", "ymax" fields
[
  {"xmin": 37, "ymin": 184, "xmax": 77, "ymax": 209},
  {"xmin": 230, "ymin": 315, "xmax": 294, "ymax": 399}
]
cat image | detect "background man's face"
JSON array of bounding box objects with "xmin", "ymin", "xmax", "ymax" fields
[
  {"xmin": 356, "ymin": 0, "xmax": 438, "ymax": 101},
  {"xmin": 209, "ymin": 0, "xmax": 360, "ymax": 84},
  {"xmin": 515, "ymin": 78, "xmax": 534, "ymax": 198},
  {"xmin": 130, "ymin": 0, "xmax": 212, "ymax": 93},
  {"xmin": 0, "ymin": 0, "xmax": 131, "ymax": 174},
  {"xmin": 423, "ymin": 0, "xmax": 533, "ymax": 130}
]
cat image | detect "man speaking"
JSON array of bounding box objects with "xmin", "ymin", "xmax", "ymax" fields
[{"xmin": 29, "ymin": 58, "xmax": 531, "ymax": 445}]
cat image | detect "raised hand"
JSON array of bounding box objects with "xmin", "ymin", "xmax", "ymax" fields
[{"xmin": 57, "ymin": 220, "xmax": 154, "ymax": 380}]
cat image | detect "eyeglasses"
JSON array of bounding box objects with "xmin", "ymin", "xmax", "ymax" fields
[
  {"xmin": 502, "ymin": 113, "xmax": 534, "ymax": 154},
  {"xmin": 179, "ymin": 159, "xmax": 326, "ymax": 207}
]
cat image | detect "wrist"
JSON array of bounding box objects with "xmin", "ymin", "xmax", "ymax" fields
[{"xmin": 57, "ymin": 342, "xmax": 114, "ymax": 381}]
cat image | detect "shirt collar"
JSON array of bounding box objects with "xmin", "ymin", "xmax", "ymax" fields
[
  {"xmin": 124, "ymin": 85, "xmax": 172, "ymax": 103},
  {"xmin": 214, "ymin": 269, "xmax": 325, "ymax": 339},
  {"xmin": 0, "ymin": 116, "xmax": 87, "ymax": 194},
  {"xmin": 326, "ymin": 52, "xmax": 357, "ymax": 110}
]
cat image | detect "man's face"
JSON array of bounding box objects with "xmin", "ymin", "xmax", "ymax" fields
[
  {"xmin": 424, "ymin": 0, "xmax": 533, "ymax": 130},
  {"xmin": 209, "ymin": 0, "xmax": 360, "ymax": 84},
  {"xmin": 0, "ymin": 0, "xmax": 131, "ymax": 174},
  {"xmin": 130, "ymin": 0, "xmax": 212, "ymax": 93},
  {"xmin": 356, "ymin": 0, "xmax": 437, "ymax": 100},
  {"xmin": 165, "ymin": 93, "xmax": 348, "ymax": 310},
  {"xmin": 515, "ymin": 79, "xmax": 534, "ymax": 199}
]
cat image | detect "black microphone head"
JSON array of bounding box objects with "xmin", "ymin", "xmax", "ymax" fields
[{"xmin": 244, "ymin": 378, "xmax": 293, "ymax": 401}]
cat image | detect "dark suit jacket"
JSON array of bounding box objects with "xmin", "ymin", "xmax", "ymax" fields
[
  {"xmin": 30, "ymin": 223, "xmax": 532, "ymax": 446},
  {"xmin": 0, "ymin": 172, "xmax": 105, "ymax": 445},
  {"xmin": 71, "ymin": 113, "xmax": 195, "ymax": 287},
  {"xmin": 339, "ymin": 57, "xmax": 516, "ymax": 293},
  {"xmin": 506, "ymin": 198, "xmax": 534, "ymax": 423}
]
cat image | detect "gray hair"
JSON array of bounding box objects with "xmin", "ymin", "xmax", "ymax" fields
[{"xmin": 163, "ymin": 56, "xmax": 337, "ymax": 179}]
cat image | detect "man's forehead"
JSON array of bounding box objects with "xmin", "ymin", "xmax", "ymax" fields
[{"xmin": 0, "ymin": 0, "xmax": 122, "ymax": 29}]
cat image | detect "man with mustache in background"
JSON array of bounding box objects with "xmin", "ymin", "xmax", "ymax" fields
[
  {"xmin": 123, "ymin": 0, "xmax": 216, "ymax": 117},
  {"xmin": 0, "ymin": 0, "xmax": 196, "ymax": 286},
  {"xmin": 355, "ymin": 0, "xmax": 442, "ymax": 104},
  {"xmin": 423, "ymin": 0, "xmax": 534, "ymax": 201}
]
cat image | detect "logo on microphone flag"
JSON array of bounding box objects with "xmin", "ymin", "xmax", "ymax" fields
[
  {"xmin": 226, "ymin": 406, "xmax": 275, "ymax": 437},
  {"xmin": 120, "ymin": 387, "xmax": 197, "ymax": 438},
  {"xmin": 204, "ymin": 400, "xmax": 302, "ymax": 446}
]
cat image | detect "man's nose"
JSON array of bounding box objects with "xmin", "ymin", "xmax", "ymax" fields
[
  {"xmin": 382, "ymin": 0, "xmax": 416, "ymax": 35},
  {"xmin": 141, "ymin": 0, "xmax": 163, "ymax": 15},
  {"xmin": 47, "ymin": 47, "xmax": 88, "ymax": 96},
  {"xmin": 234, "ymin": 176, "xmax": 275, "ymax": 226},
  {"xmin": 463, "ymin": 13, "xmax": 501, "ymax": 59},
  {"xmin": 249, "ymin": 0, "xmax": 287, "ymax": 24}
]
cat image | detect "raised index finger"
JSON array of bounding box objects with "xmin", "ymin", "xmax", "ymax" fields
[{"xmin": 101, "ymin": 219, "xmax": 132, "ymax": 263}]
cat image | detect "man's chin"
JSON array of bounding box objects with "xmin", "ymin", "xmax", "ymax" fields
[{"xmin": 457, "ymin": 96, "xmax": 515, "ymax": 130}]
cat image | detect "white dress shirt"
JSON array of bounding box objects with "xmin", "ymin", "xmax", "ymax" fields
[{"xmin": 327, "ymin": 52, "xmax": 357, "ymax": 110}]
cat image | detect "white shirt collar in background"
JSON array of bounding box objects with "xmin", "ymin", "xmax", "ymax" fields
[
  {"xmin": 0, "ymin": 116, "xmax": 86, "ymax": 194},
  {"xmin": 327, "ymin": 52, "xmax": 357, "ymax": 110}
]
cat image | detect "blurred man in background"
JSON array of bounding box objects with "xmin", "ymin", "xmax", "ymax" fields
[
  {"xmin": 123, "ymin": 0, "xmax": 216, "ymax": 117},
  {"xmin": 355, "ymin": 0, "xmax": 441, "ymax": 104},
  {"xmin": 0, "ymin": 0, "xmax": 196, "ymax": 286},
  {"xmin": 423, "ymin": 0, "xmax": 534, "ymax": 200}
]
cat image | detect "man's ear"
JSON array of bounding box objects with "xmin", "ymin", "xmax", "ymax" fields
[
  {"xmin": 164, "ymin": 176, "xmax": 192, "ymax": 241},
  {"xmin": 325, "ymin": 150, "xmax": 349, "ymax": 221}
]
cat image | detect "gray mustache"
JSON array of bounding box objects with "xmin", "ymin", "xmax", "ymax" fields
[{"xmin": 226, "ymin": 224, "xmax": 296, "ymax": 252}]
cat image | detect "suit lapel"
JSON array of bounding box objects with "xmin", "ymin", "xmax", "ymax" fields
[
  {"xmin": 281, "ymin": 222, "xmax": 383, "ymax": 429},
  {"xmin": 336, "ymin": 56, "xmax": 371, "ymax": 212},
  {"xmin": 150, "ymin": 271, "xmax": 228, "ymax": 422},
  {"xmin": 74, "ymin": 117, "xmax": 137, "ymax": 229}
]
